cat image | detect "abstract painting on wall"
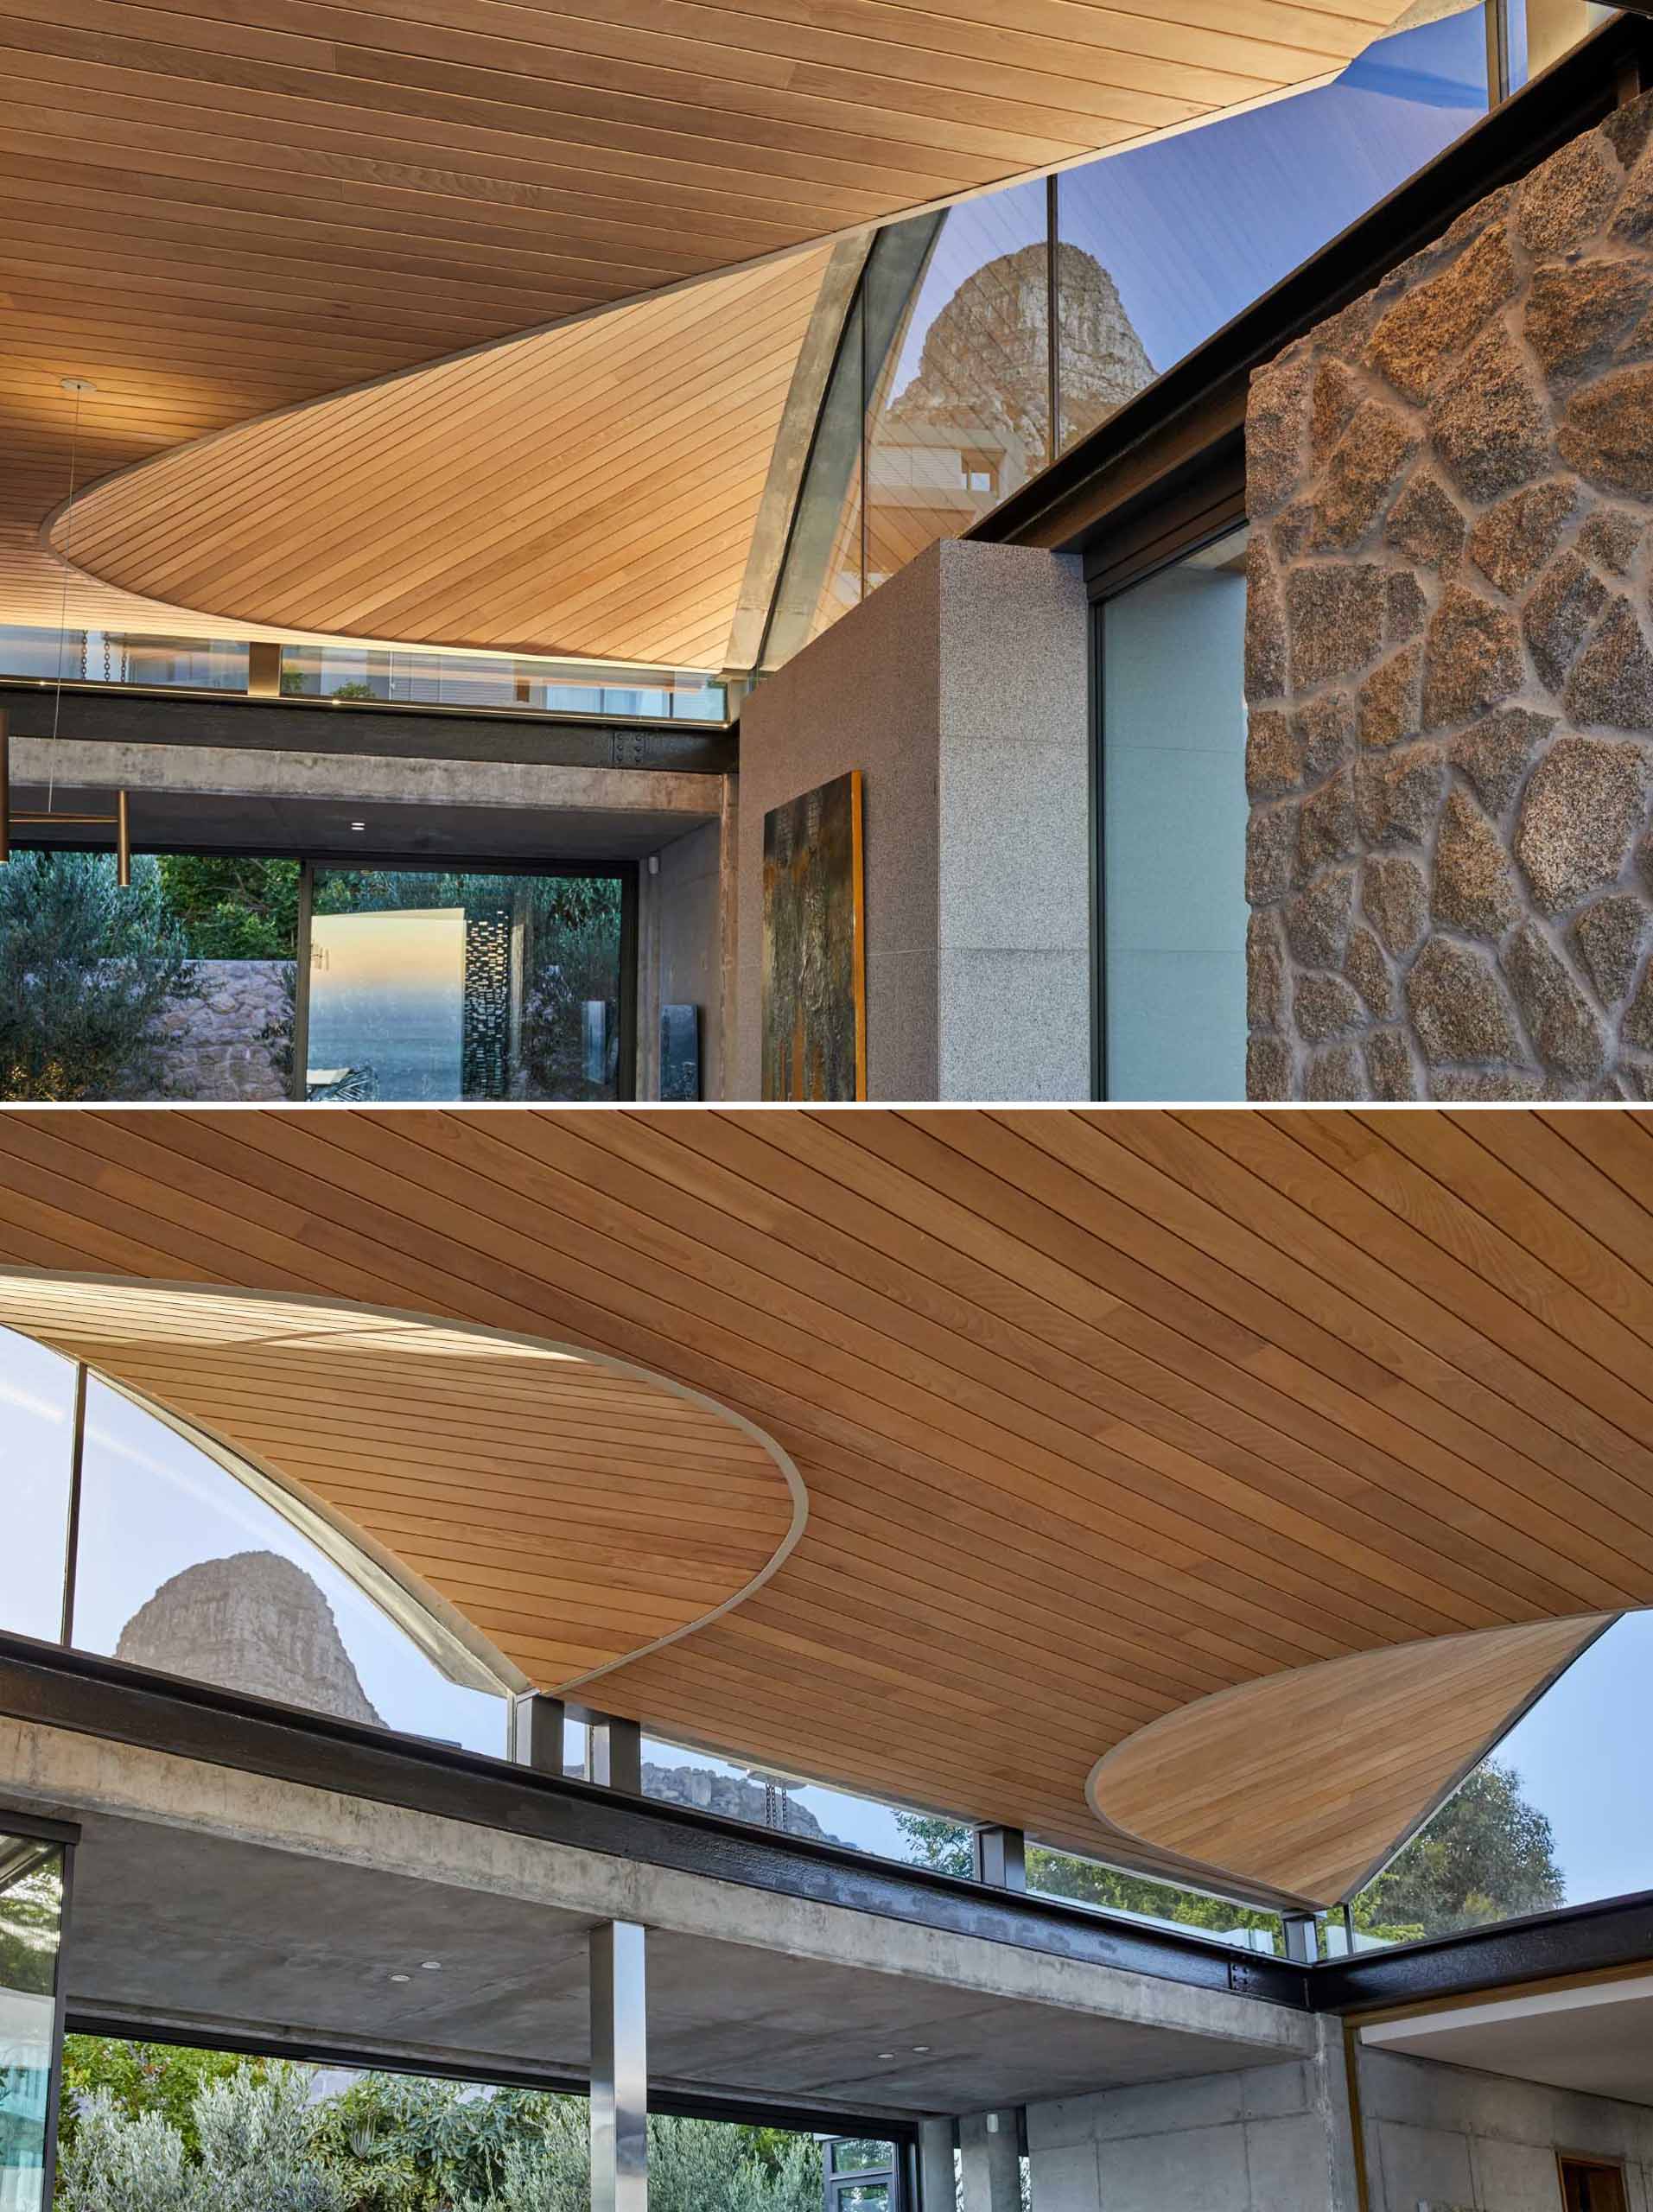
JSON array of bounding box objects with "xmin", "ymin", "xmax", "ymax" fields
[{"xmin": 760, "ymin": 770, "xmax": 866, "ymax": 1101}]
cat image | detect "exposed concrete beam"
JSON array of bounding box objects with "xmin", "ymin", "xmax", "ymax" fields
[{"xmin": 0, "ymin": 1715, "xmax": 1317, "ymax": 2080}]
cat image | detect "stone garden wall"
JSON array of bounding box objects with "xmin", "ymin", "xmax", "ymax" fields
[
  {"xmin": 149, "ymin": 958, "xmax": 290, "ymax": 1101},
  {"xmin": 1244, "ymin": 89, "xmax": 1653, "ymax": 1098}
]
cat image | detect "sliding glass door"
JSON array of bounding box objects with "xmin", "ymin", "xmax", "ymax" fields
[{"xmin": 301, "ymin": 866, "xmax": 631, "ymax": 1103}]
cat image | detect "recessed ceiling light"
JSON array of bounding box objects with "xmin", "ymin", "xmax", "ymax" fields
[
  {"xmin": 60, "ymin": 377, "xmax": 98, "ymax": 396},
  {"xmin": 350, "ymin": 821, "xmax": 366, "ymax": 831},
  {"xmin": 912, "ymin": 2046, "xmax": 931, "ymax": 2054},
  {"xmin": 390, "ymin": 1973, "xmax": 410, "ymax": 1984},
  {"xmin": 420, "ymin": 1960, "xmax": 442, "ymax": 1971},
  {"xmin": 877, "ymin": 2052, "xmax": 895, "ymax": 2061}
]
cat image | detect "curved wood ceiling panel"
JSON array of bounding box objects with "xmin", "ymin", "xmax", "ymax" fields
[
  {"xmin": 0, "ymin": 1105, "xmax": 1642, "ymax": 1903},
  {"xmin": 0, "ymin": 1273, "xmax": 804, "ymax": 1696},
  {"xmin": 50, "ymin": 247, "xmax": 835, "ymax": 668},
  {"xmin": 1087, "ymin": 1618, "xmax": 1611, "ymax": 1906},
  {"xmin": 0, "ymin": 0, "xmax": 1415, "ymax": 653}
]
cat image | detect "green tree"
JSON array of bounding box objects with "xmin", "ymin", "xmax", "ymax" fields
[
  {"xmin": 0, "ymin": 851, "xmax": 192, "ymax": 1100},
  {"xmin": 1354, "ymin": 1759, "xmax": 1564, "ymax": 1941},
  {"xmin": 893, "ymin": 1815, "xmax": 1278, "ymax": 1941},
  {"xmin": 155, "ymin": 858, "xmax": 300, "ymax": 961},
  {"xmin": 58, "ymin": 2041, "xmax": 264, "ymax": 2169}
]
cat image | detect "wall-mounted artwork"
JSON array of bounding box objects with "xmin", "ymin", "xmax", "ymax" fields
[{"xmin": 760, "ymin": 770, "xmax": 866, "ymax": 1102}]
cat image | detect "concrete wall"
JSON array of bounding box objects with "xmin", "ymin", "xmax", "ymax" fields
[
  {"xmin": 638, "ymin": 817, "xmax": 727, "ymax": 1100},
  {"xmin": 736, "ymin": 537, "xmax": 1090, "ymax": 1101},
  {"xmin": 1244, "ymin": 86, "xmax": 1653, "ymax": 1100},
  {"xmin": 1359, "ymin": 2045, "xmax": 1653, "ymax": 2210},
  {"xmin": 1027, "ymin": 2039, "xmax": 1359, "ymax": 2212}
]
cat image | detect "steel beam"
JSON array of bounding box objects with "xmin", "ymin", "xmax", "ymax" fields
[{"xmin": 590, "ymin": 1921, "xmax": 648, "ymax": 2212}]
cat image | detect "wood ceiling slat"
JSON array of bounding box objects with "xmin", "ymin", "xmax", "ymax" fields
[
  {"xmin": 4, "ymin": 1102, "xmax": 1632, "ymax": 1904},
  {"xmin": 0, "ymin": 0, "xmax": 1416, "ymax": 660}
]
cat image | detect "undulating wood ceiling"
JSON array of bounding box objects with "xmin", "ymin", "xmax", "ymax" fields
[
  {"xmin": 0, "ymin": 1274, "xmax": 804, "ymax": 1695},
  {"xmin": 0, "ymin": 0, "xmax": 1416, "ymax": 664},
  {"xmin": 49, "ymin": 248, "xmax": 835, "ymax": 668},
  {"xmin": 0, "ymin": 1106, "xmax": 1647, "ymax": 1905}
]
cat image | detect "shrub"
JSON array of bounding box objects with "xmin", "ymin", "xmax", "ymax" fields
[{"xmin": 0, "ymin": 851, "xmax": 193, "ymax": 1100}]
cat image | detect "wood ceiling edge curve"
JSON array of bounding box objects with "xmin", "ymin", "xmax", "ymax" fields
[
  {"xmin": 0, "ymin": 1266, "xmax": 809, "ymax": 1704},
  {"xmin": 1086, "ymin": 1613, "xmax": 1618, "ymax": 1910}
]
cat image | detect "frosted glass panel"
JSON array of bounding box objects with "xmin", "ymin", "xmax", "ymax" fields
[{"xmin": 1102, "ymin": 534, "xmax": 1249, "ymax": 1102}]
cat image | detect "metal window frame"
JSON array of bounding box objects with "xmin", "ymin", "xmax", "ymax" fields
[{"xmin": 0, "ymin": 1809, "xmax": 79, "ymax": 2212}]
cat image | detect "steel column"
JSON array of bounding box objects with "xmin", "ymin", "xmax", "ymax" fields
[
  {"xmin": 587, "ymin": 1713, "xmax": 644, "ymax": 1794},
  {"xmin": 972, "ymin": 1826, "xmax": 1027, "ymax": 1891},
  {"xmin": 508, "ymin": 1692, "xmax": 567, "ymax": 1776},
  {"xmin": 590, "ymin": 1920, "xmax": 648, "ymax": 2212}
]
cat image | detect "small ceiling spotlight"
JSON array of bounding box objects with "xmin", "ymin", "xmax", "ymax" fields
[
  {"xmin": 349, "ymin": 821, "xmax": 366, "ymax": 831},
  {"xmin": 877, "ymin": 2052, "xmax": 895, "ymax": 2062},
  {"xmin": 60, "ymin": 376, "xmax": 98, "ymax": 396},
  {"xmin": 420, "ymin": 1960, "xmax": 442, "ymax": 1971},
  {"xmin": 389, "ymin": 1973, "xmax": 411, "ymax": 1984},
  {"xmin": 912, "ymin": 2045, "xmax": 931, "ymax": 2054}
]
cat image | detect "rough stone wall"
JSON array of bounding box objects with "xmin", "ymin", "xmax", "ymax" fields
[
  {"xmin": 1245, "ymin": 89, "xmax": 1653, "ymax": 1099},
  {"xmin": 149, "ymin": 958, "xmax": 290, "ymax": 1101}
]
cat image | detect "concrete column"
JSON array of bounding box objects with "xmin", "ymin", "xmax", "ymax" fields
[
  {"xmin": 589, "ymin": 1920, "xmax": 648, "ymax": 2212},
  {"xmin": 919, "ymin": 2120, "xmax": 957, "ymax": 2212},
  {"xmin": 736, "ymin": 540, "xmax": 1090, "ymax": 1103},
  {"xmin": 958, "ymin": 2112, "xmax": 1020, "ymax": 2212}
]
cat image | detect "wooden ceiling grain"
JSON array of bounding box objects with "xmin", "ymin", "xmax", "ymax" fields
[
  {"xmin": 0, "ymin": 0, "xmax": 1412, "ymax": 659},
  {"xmin": 0, "ymin": 1103, "xmax": 1640, "ymax": 1904},
  {"xmin": 0, "ymin": 1276, "xmax": 804, "ymax": 1695}
]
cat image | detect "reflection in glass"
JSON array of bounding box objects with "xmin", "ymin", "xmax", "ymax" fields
[
  {"xmin": 763, "ymin": 295, "xmax": 867, "ymax": 669},
  {"xmin": 307, "ymin": 869, "xmax": 625, "ymax": 1102},
  {"xmin": 0, "ymin": 1329, "xmax": 75, "ymax": 1643},
  {"xmin": 0, "ymin": 629, "xmax": 247, "ymax": 690},
  {"xmin": 280, "ymin": 645, "xmax": 725, "ymax": 722},
  {"xmin": 1055, "ymin": 7, "xmax": 1488, "ymax": 453},
  {"xmin": 72, "ymin": 1376, "xmax": 505, "ymax": 1753},
  {"xmin": 863, "ymin": 182, "xmax": 1049, "ymax": 594},
  {"xmin": 1101, "ymin": 528, "xmax": 1249, "ymax": 1102},
  {"xmin": 0, "ymin": 1836, "xmax": 63, "ymax": 2212},
  {"xmin": 1510, "ymin": 0, "xmax": 1613, "ymax": 90}
]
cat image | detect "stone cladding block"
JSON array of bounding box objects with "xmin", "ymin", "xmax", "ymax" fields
[{"xmin": 1245, "ymin": 90, "xmax": 1653, "ymax": 1096}]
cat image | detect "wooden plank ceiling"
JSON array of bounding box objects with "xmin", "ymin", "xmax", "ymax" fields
[
  {"xmin": 0, "ymin": 0, "xmax": 1414, "ymax": 664},
  {"xmin": 0, "ymin": 1103, "xmax": 1640, "ymax": 1906},
  {"xmin": 0, "ymin": 1275, "xmax": 804, "ymax": 1694}
]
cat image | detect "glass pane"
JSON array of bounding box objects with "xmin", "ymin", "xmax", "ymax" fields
[
  {"xmin": 1101, "ymin": 527, "xmax": 1249, "ymax": 1101},
  {"xmin": 1056, "ymin": 6, "xmax": 1488, "ymax": 452},
  {"xmin": 831, "ymin": 2142, "xmax": 894, "ymax": 2176},
  {"xmin": 762, "ymin": 295, "xmax": 865, "ymax": 670},
  {"xmin": 0, "ymin": 1329, "xmax": 75, "ymax": 1643},
  {"xmin": 0, "ymin": 628, "xmax": 245, "ymax": 688},
  {"xmin": 73, "ymin": 1375, "xmax": 505, "ymax": 1754},
  {"xmin": 307, "ymin": 868, "xmax": 624, "ymax": 1102},
  {"xmin": 278, "ymin": 646, "xmax": 723, "ymax": 721},
  {"xmin": 1511, "ymin": 0, "xmax": 1613, "ymax": 89},
  {"xmin": 1350, "ymin": 1612, "xmax": 1653, "ymax": 1948},
  {"xmin": 1026, "ymin": 1840, "xmax": 1283, "ymax": 1955},
  {"xmin": 640, "ymin": 1737, "xmax": 972, "ymax": 1867},
  {"xmin": 0, "ymin": 1837, "xmax": 63, "ymax": 2212},
  {"xmin": 863, "ymin": 179, "xmax": 1050, "ymax": 593}
]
